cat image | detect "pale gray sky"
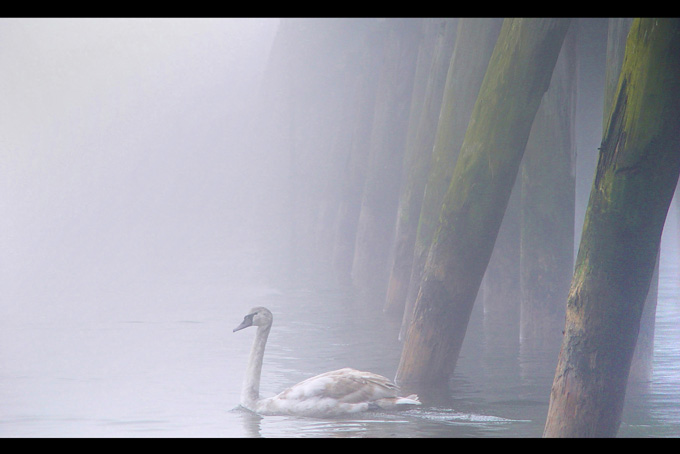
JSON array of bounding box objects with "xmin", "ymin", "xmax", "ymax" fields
[{"xmin": 0, "ymin": 18, "xmax": 279, "ymax": 321}]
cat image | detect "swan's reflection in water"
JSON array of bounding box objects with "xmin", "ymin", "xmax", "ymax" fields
[{"xmin": 233, "ymin": 402, "xmax": 526, "ymax": 438}]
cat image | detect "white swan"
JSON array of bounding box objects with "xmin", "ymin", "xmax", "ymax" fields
[{"xmin": 233, "ymin": 306, "xmax": 421, "ymax": 417}]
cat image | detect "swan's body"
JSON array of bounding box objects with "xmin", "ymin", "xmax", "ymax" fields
[{"xmin": 233, "ymin": 306, "xmax": 420, "ymax": 417}]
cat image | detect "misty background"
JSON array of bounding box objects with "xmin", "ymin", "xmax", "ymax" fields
[
  {"xmin": 1, "ymin": 18, "xmax": 678, "ymax": 437},
  {"xmin": 0, "ymin": 18, "xmax": 278, "ymax": 323}
]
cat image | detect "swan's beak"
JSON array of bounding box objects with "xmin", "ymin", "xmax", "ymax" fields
[{"xmin": 233, "ymin": 317, "xmax": 252, "ymax": 332}]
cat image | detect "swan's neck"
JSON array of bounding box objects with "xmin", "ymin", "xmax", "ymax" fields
[{"xmin": 241, "ymin": 323, "xmax": 271, "ymax": 409}]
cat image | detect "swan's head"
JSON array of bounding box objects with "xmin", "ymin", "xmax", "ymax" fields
[{"xmin": 233, "ymin": 306, "xmax": 273, "ymax": 332}]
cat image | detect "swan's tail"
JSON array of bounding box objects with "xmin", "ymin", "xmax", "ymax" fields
[
  {"xmin": 372, "ymin": 394, "xmax": 421, "ymax": 410},
  {"xmin": 395, "ymin": 394, "xmax": 421, "ymax": 406}
]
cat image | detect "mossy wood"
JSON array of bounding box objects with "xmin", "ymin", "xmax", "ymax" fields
[
  {"xmin": 398, "ymin": 18, "xmax": 503, "ymax": 338},
  {"xmin": 519, "ymin": 26, "xmax": 577, "ymax": 342},
  {"xmin": 351, "ymin": 19, "xmax": 421, "ymax": 300},
  {"xmin": 395, "ymin": 18, "xmax": 572, "ymax": 385},
  {"xmin": 384, "ymin": 19, "xmax": 457, "ymax": 317},
  {"xmin": 543, "ymin": 18, "xmax": 680, "ymax": 437}
]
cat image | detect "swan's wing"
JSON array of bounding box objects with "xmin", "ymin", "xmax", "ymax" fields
[{"xmin": 276, "ymin": 368, "xmax": 400, "ymax": 404}]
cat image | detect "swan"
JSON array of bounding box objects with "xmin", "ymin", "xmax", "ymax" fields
[{"xmin": 233, "ymin": 306, "xmax": 421, "ymax": 417}]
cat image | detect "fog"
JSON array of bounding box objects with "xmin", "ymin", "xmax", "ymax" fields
[
  {"xmin": 1, "ymin": 18, "xmax": 678, "ymax": 437},
  {"xmin": 0, "ymin": 18, "xmax": 279, "ymax": 322}
]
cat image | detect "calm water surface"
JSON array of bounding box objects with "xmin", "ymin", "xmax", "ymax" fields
[{"xmin": 1, "ymin": 224, "xmax": 678, "ymax": 437}]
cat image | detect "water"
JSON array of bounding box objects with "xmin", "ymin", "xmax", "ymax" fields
[
  {"xmin": 2, "ymin": 17, "xmax": 677, "ymax": 438},
  {"xmin": 1, "ymin": 216, "xmax": 677, "ymax": 437}
]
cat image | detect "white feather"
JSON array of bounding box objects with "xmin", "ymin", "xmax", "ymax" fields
[{"xmin": 234, "ymin": 307, "xmax": 420, "ymax": 417}]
